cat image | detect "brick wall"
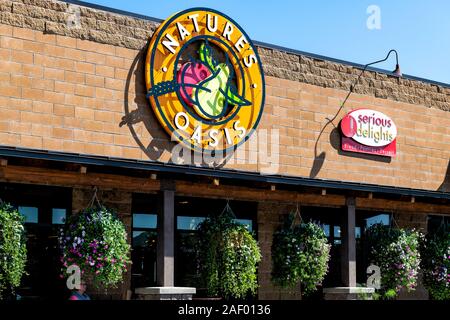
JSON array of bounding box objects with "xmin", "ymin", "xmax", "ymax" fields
[{"xmin": 0, "ymin": 0, "xmax": 449, "ymax": 193}]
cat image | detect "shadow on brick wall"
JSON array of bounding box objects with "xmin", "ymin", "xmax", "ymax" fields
[
  {"xmin": 119, "ymin": 44, "xmax": 236, "ymax": 168},
  {"xmin": 120, "ymin": 43, "xmax": 175, "ymax": 161},
  {"xmin": 310, "ymin": 126, "xmax": 391, "ymax": 179},
  {"xmin": 438, "ymin": 160, "xmax": 450, "ymax": 192}
]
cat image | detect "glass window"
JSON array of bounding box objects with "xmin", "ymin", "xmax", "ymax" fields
[
  {"xmin": 176, "ymin": 217, "xmax": 254, "ymax": 231},
  {"xmin": 132, "ymin": 230, "xmax": 157, "ymax": 248},
  {"xmin": 131, "ymin": 211, "xmax": 157, "ymax": 288},
  {"xmin": 234, "ymin": 219, "xmax": 253, "ymax": 231},
  {"xmin": 366, "ymin": 214, "xmax": 390, "ymax": 227},
  {"xmin": 322, "ymin": 224, "xmax": 330, "ymax": 237},
  {"xmin": 133, "ymin": 213, "xmax": 157, "ymax": 229},
  {"xmin": 52, "ymin": 208, "xmax": 66, "ymax": 225},
  {"xmin": 18, "ymin": 206, "xmax": 38, "ymax": 224},
  {"xmin": 355, "ymin": 227, "xmax": 361, "ymax": 239},
  {"xmin": 334, "ymin": 226, "xmax": 341, "ymax": 238},
  {"xmin": 177, "ymin": 216, "xmax": 206, "ymax": 231},
  {"xmin": 427, "ymin": 215, "xmax": 450, "ymax": 234}
]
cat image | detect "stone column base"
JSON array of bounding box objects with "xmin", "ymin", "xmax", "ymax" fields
[
  {"xmin": 134, "ymin": 287, "xmax": 196, "ymax": 300},
  {"xmin": 323, "ymin": 287, "xmax": 375, "ymax": 300},
  {"xmin": 135, "ymin": 287, "xmax": 196, "ymax": 300}
]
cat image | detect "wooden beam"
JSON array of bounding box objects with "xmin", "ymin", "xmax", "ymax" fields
[
  {"xmin": 356, "ymin": 197, "xmax": 450, "ymax": 214},
  {"xmin": 0, "ymin": 164, "xmax": 449, "ymax": 214},
  {"xmin": 176, "ymin": 181, "xmax": 345, "ymax": 206},
  {"xmin": 0, "ymin": 165, "xmax": 160, "ymax": 192}
]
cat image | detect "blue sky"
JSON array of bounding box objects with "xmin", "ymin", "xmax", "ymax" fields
[{"xmin": 82, "ymin": 0, "xmax": 449, "ymax": 84}]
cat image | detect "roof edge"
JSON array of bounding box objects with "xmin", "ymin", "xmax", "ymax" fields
[
  {"xmin": 0, "ymin": 145, "xmax": 448, "ymax": 200},
  {"xmin": 61, "ymin": 0, "xmax": 450, "ymax": 88}
]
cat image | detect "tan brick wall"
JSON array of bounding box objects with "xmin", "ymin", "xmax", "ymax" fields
[
  {"xmin": 1, "ymin": 0, "xmax": 449, "ymax": 112},
  {"xmin": 1, "ymin": 0, "xmax": 450, "ymax": 193},
  {"xmin": 1, "ymin": 26, "xmax": 449, "ymax": 191}
]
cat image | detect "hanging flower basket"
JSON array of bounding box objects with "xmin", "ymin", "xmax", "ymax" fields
[
  {"xmin": 366, "ymin": 223, "xmax": 422, "ymax": 299},
  {"xmin": 0, "ymin": 202, "xmax": 27, "ymax": 300},
  {"xmin": 196, "ymin": 203, "xmax": 261, "ymax": 299},
  {"xmin": 271, "ymin": 212, "xmax": 331, "ymax": 295},
  {"xmin": 59, "ymin": 206, "xmax": 131, "ymax": 289},
  {"xmin": 420, "ymin": 225, "xmax": 450, "ymax": 300}
]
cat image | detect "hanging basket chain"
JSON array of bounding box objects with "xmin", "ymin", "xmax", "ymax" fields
[
  {"xmin": 87, "ymin": 186, "xmax": 102, "ymax": 209},
  {"xmin": 220, "ymin": 198, "xmax": 236, "ymax": 220},
  {"xmin": 391, "ymin": 212, "xmax": 400, "ymax": 229},
  {"xmin": 436, "ymin": 215, "xmax": 448, "ymax": 234},
  {"xmin": 290, "ymin": 202, "xmax": 303, "ymax": 229}
]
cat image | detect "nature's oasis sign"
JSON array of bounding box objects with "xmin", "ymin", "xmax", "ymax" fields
[
  {"xmin": 340, "ymin": 109, "xmax": 397, "ymax": 157},
  {"xmin": 145, "ymin": 8, "xmax": 265, "ymax": 153}
]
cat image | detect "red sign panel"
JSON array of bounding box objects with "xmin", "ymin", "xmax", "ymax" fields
[
  {"xmin": 340, "ymin": 109, "xmax": 397, "ymax": 157},
  {"xmin": 341, "ymin": 136, "xmax": 396, "ymax": 157}
]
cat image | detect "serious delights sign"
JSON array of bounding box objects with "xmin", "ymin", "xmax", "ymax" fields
[
  {"xmin": 145, "ymin": 8, "xmax": 265, "ymax": 153},
  {"xmin": 341, "ymin": 109, "xmax": 397, "ymax": 157}
]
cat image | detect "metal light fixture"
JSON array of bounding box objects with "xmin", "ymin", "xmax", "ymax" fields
[
  {"xmin": 363, "ymin": 49, "xmax": 402, "ymax": 78},
  {"xmin": 349, "ymin": 49, "xmax": 402, "ymax": 92},
  {"xmin": 311, "ymin": 49, "xmax": 402, "ymax": 178}
]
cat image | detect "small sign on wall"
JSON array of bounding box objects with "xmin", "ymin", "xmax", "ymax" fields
[{"xmin": 340, "ymin": 109, "xmax": 397, "ymax": 157}]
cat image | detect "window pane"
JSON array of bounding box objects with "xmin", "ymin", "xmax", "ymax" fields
[
  {"xmin": 366, "ymin": 214, "xmax": 390, "ymax": 227},
  {"xmin": 334, "ymin": 226, "xmax": 341, "ymax": 238},
  {"xmin": 234, "ymin": 219, "xmax": 252, "ymax": 231},
  {"xmin": 427, "ymin": 215, "xmax": 450, "ymax": 234},
  {"xmin": 355, "ymin": 227, "xmax": 361, "ymax": 239},
  {"xmin": 322, "ymin": 224, "xmax": 330, "ymax": 237},
  {"xmin": 133, "ymin": 214, "xmax": 157, "ymax": 229},
  {"xmin": 52, "ymin": 208, "xmax": 66, "ymax": 225},
  {"xmin": 133, "ymin": 231, "xmax": 149, "ymax": 247},
  {"xmin": 18, "ymin": 206, "xmax": 38, "ymax": 224},
  {"xmin": 177, "ymin": 216, "xmax": 205, "ymax": 231}
]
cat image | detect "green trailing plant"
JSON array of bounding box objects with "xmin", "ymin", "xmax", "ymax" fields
[
  {"xmin": 366, "ymin": 223, "xmax": 422, "ymax": 299},
  {"xmin": 420, "ymin": 224, "xmax": 450, "ymax": 300},
  {"xmin": 271, "ymin": 213, "xmax": 331, "ymax": 295},
  {"xmin": 0, "ymin": 202, "xmax": 27, "ymax": 300},
  {"xmin": 196, "ymin": 205, "xmax": 261, "ymax": 299},
  {"xmin": 59, "ymin": 206, "xmax": 131, "ymax": 289}
]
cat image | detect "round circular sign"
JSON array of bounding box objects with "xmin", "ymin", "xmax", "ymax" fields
[{"xmin": 145, "ymin": 8, "xmax": 265, "ymax": 153}]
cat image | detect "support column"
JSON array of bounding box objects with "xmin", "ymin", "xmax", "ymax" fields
[
  {"xmin": 135, "ymin": 180, "xmax": 195, "ymax": 300},
  {"xmin": 324, "ymin": 196, "xmax": 369, "ymax": 299},
  {"xmin": 157, "ymin": 180, "xmax": 175, "ymax": 287},
  {"xmin": 341, "ymin": 196, "xmax": 356, "ymax": 287}
]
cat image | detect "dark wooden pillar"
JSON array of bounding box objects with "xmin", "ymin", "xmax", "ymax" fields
[
  {"xmin": 156, "ymin": 180, "xmax": 175, "ymax": 287},
  {"xmin": 341, "ymin": 197, "xmax": 356, "ymax": 287}
]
